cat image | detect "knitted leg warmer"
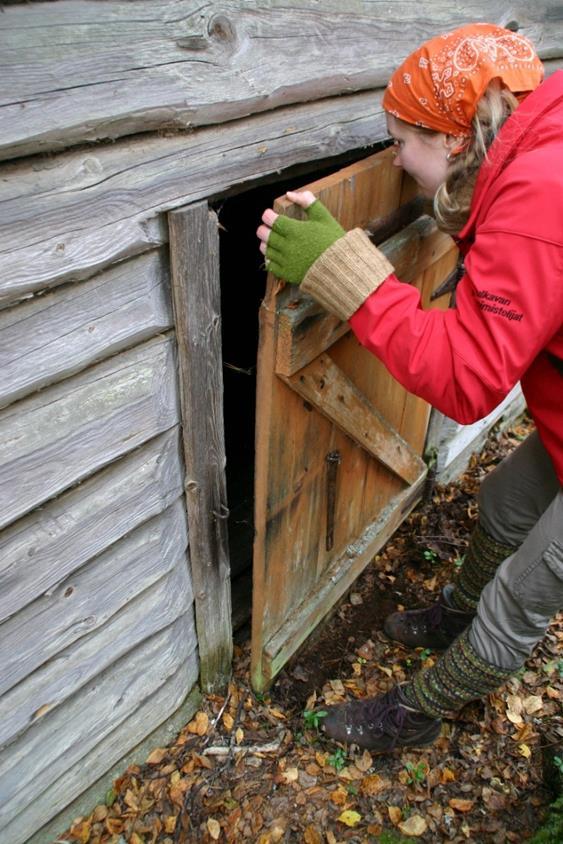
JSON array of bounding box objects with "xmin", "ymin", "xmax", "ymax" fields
[
  {"xmin": 402, "ymin": 628, "xmax": 514, "ymax": 718},
  {"xmin": 451, "ymin": 523, "xmax": 517, "ymax": 613}
]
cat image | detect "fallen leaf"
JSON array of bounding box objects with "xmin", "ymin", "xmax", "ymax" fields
[
  {"xmin": 350, "ymin": 592, "xmax": 363, "ymax": 605},
  {"xmin": 223, "ymin": 712, "xmax": 234, "ymax": 731},
  {"xmin": 146, "ymin": 747, "xmax": 167, "ymax": 765},
  {"xmin": 398, "ymin": 814, "xmax": 428, "ymax": 836},
  {"xmin": 164, "ymin": 816, "xmax": 177, "ymax": 833},
  {"xmin": 449, "ymin": 798, "xmax": 474, "ymax": 812},
  {"xmin": 511, "ymin": 723, "xmax": 536, "ymax": 742},
  {"xmin": 440, "ymin": 767, "xmax": 456, "ymax": 783},
  {"xmin": 518, "ymin": 743, "xmax": 532, "ymax": 759},
  {"xmin": 506, "ymin": 695, "xmax": 523, "ymax": 725},
  {"xmin": 187, "ymin": 711, "xmax": 209, "ymax": 735},
  {"xmin": 235, "ymin": 727, "xmax": 244, "ymax": 745},
  {"xmin": 522, "ymin": 695, "xmax": 543, "ymax": 714},
  {"xmin": 330, "ymin": 786, "xmax": 348, "ymax": 805},
  {"xmin": 330, "ymin": 679, "xmax": 345, "ymax": 695},
  {"xmin": 268, "ymin": 707, "xmax": 287, "ymax": 720},
  {"xmin": 337, "ymin": 810, "xmax": 361, "ymax": 827},
  {"xmin": 303, "ymin": 824, "xmax": 323, "ymax": 844},
  {"xmin": 281, "ymin": 767, "xmax": 299, "ymax": 783},
  {"xmin": 388, "ymin": 806, "xmax": 402, "ymax": 824},
  {"xmin": 207, "ymin": 817, "xmax": 221, "ymax": 840},
  {"xmin": 360, "ymin": 774, "xmax": 389, "ymax": 795},
  {"xmin": 354, "ymin": 750, "xmax": 372, "ymax": 772}
]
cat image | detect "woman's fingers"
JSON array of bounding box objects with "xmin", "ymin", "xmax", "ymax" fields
[
  {"xmin": 286, "ymin": 190, "xmax": 317, "ymax": 208},
  {"xmin": 256, "ymin": 223, "xmax": 272, "ymax": 245},
  {"xmin": 259, "ymin": 241, "xmax": 267, "ymax": 256},
  {"xmin": 261, "ymin": 208, "xmax": 278, "ymax": 227}
]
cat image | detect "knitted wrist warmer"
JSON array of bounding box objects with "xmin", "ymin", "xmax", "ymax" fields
[
  {"xmin": 402, "ymin": 628, "xmax": 514, "ymax": 718},
  {"xmin": 451, "ymin": 522, "xmax": 517, "ymax": 613},
  {"xmin": 301, "ymin": 228, "xmax": 394, "ymax": 321}
]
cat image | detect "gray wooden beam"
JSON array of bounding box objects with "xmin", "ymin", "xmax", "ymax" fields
[
  {"xmin": 0, "ymin": 1, "xmax": 560, "ymax": 160},
  {"xmin": 169, "ymin": 201, "xmax": 233, "ymax": 693}
]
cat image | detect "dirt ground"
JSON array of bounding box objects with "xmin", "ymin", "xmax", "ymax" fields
[{"xmin": 61, "ymin": 415, "xmax": 563, "ymax": 844}]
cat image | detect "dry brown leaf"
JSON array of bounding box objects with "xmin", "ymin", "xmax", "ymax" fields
[
  {"xmin": 388, "ymin": 806, "xmax": 402, "ymax": 825},
  {"xmin": 223, "ymin": 712, "xmax": 234, "ymax": 731},
  {"xmin": 354, "ymin": 750, "xmax": 372, "ymax": 772},
  {"xmin": 546, "ymin": 686, "xmax": 560, "ymax": 699},
  {"xmin": 130, "ymin": 834, "xmax": 144, "ymax": 844},
  {"xmin": 105, "ymin": 818, "xmax": 124, "ymax": 834},
  {"xmin": 449, "ymin": 798, "xmax": 474, "ymax": 812},
  {"xmin": 511, "ymin": 722, "xmax": 536, "ymax": 742},
  {"xmin": 281, "ymin": 767, "xmax": 299, "ymax": 783},
  {"xmin": 92, "ymin": 805, "xmax": 108, "ymax": 823},
  {"xmin": 164, "ymin": 816, "xmax": 177, "ymax": 833},
  {"xmin": 303, "ymin": 824, "xmax": 323, "ymax": 844},
  {"xmin": 235, "ymin": 727, "xmax": 244, "ymax": 745},
  {"xmin": 330, "ymin": 786, "xmax": 348, "ymax": 805},
  {"xmin": 398, "ymin": 814, "xmax": 428, "ymax": 836},
  {"xmin": 330, "ymin": 679, "xmax": 345, "ymax": 695},
  {"xmin": 326, "ymin": 832, "xmax": 337, "ymax": 844},
  {"xmin": 522, "ymin": 695, "xmax": 543, "ymax": 714},
  {"xmin": 207, "ymin": 817, "xmax": 221, "ymax": 840},
  {"xmin": 146, "ymin": 747, "xmax": 167, "ymax": 765},
  {"xmin": 187, "ymin": 711, "xmax": 209, "ymax": 736},
  {"xmin": 506, "ymin": 695, "xmax": 524, "ymax": 725},
  {"xmin": 124, "ymin": 788, "xmax": 139, "ymax": 810},
  {"xmin": 360, "ymin": 774, "xmax": 390, "ymax": 795},
  {"xmin": 268, "ymin": 707, "xmax": 287, "ymax": 720},
  {"xmin": 441, "ymin": 767, "xmax": 457, "ymax": 783}
]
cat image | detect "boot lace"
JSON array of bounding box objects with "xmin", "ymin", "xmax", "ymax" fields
[{"xmin": 363, "ymin": 687, "xmax": 409, "ymax": 748}]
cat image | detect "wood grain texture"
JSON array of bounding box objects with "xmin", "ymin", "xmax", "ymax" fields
[
  {"xmin": 283, "ymin": 355, "xmax": 426, "ymax": 485},
  {"xmin": 0, "ymin": 613, "xmax": 198, "ymax": 844},
  {"xmin": 0, "ymin": 499, "xmax": 189, "ymax": 698},
  {"xmin": 0, "ymin": 428, "xmax": 183, "ymax": 625},
  {"xmin": 169, "ymin": 202, "xmax": 232, "ymax": 692},
  {"xmin": 0, "ymin": 248, "xmax": 173, "ymax": 409},
  {"xmin": 251, "ymin": 149, "xmax": 458, "ymax": 690},
  {"xmin": 0, "ymin": 1, "xmax": 559, "ymax": 159},
  {"xmin": 0, "ymin": 91, "xmax": 386, "ymax": 308},
  {"xmin": 0, "ymin": 334, "xmax": 179, "ymax": 530},
  {"xmin": 0, "ymin": 547, "xmax": 193, "ymax": 749}
]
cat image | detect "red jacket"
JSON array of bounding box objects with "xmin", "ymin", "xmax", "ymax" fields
[{"xmin": 350, "ymin": 71, "xmax": 563, "ymax": 484}]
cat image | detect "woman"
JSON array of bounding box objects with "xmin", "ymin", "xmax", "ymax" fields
[{"xmin": 256, "ymin": 23, "xmax": 563, "ymax": 752}]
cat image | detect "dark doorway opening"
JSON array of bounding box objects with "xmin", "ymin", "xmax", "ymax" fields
[{"xmin": 215, "ymin": 144, "xmax": 387, "ymax": 631}]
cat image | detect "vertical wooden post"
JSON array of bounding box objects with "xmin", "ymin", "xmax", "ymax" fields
[{"xmin": 168, "ymin": 201, "xmax": 232, "ymax": 693}]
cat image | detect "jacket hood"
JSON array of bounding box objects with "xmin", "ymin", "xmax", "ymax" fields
[{"xmin": 458, "ymin": 70, "xmax": 563, "ymax": 243}]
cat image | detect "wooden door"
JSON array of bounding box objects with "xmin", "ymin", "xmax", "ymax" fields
[{"xmin": 251, "ymin": 148, "xmax": 457, "ymax": 691}]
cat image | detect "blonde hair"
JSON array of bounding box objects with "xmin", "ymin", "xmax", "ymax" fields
[{"xmin": 433, "ymin": 80, "xmax": 520, "ymax": 233}]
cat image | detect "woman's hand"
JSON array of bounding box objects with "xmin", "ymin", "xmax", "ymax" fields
[{"xmin": 256, "ymin": 190, "xmax": 345, "ymax": 284}]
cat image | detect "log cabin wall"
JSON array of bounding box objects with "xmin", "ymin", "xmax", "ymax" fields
[{"xmin": 0, "ymin": 3, "xmax": 561, "ymax": 842}]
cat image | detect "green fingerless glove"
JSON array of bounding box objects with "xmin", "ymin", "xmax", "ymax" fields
[{"xmin": 266, "ymin": 200, "xmax": 346, "ymax": 284}]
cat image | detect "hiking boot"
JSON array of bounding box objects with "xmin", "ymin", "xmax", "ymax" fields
[
  {"xmin": 322, "ymin": 684, "xmax": 441, "ymax": 752},
  {"xmin": 383, "ymin": 591, "xmax": 474, "ymax": 650}
]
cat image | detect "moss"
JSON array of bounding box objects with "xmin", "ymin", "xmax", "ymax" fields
[{"xmin": 527, "ymin": 793, "xmax": 563, "ymax": 843}]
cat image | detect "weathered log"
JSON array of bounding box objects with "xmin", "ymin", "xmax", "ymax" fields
[
  {"xmin": 0, "ymin": 428, "xmax": 183, "ymax": 624},
  {"xmin": 0, "ymin": 499, "xmax": 189, "ymax": 698},
  {"xmin": 0, "ymin": 91, "xmax": 386, "ymax": 307},
  {"xmin": 0, "ymin": 551, "xmax": 193, "ymax": 749},
  {"xmin": 0, "ymin": 1, "xmax": 560, "ymax": 159},
  {"xmin": 0, "ymin": 248, "xmax": 173, "ymax": 408},
  {"xmin": 0, "ymin": 334, "xmax": 179, "ymax": 529},
  {"xmin": 0, "ymin": 613, "xmax": 198, "ymax": 844}
]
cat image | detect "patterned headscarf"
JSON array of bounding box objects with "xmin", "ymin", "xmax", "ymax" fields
[{"xmin": 382, "ymin": 23, "xmax": 544, "ymax": 138}]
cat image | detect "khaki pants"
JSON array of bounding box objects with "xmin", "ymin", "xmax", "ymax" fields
[{"xmin": 469, "ymin": 430, "xmax": 563, "ymax": 669}]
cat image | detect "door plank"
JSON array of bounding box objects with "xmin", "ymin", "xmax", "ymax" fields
[
  {"xmin": 275, "ymin": 215, "xmax": 452, "ymax": 376},
  {"xmin": 262, "ymin": 470, "xmax": 426, "ymax": 684},
  {"xmin": 169, "ymin": 201, "xmax": 232, "ymax": 693},
  {"xmin": 252, "ymin": 147, "xmax": 457, "ymax": 692},
  {"xmin": 281, "ymin": 355, "xmax": 425, "ymax": 485}
]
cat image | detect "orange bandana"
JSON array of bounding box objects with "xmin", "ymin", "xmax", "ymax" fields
[{"xmin": 382, "ymin": 23, "xmax": 544, "ymax": 137}]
